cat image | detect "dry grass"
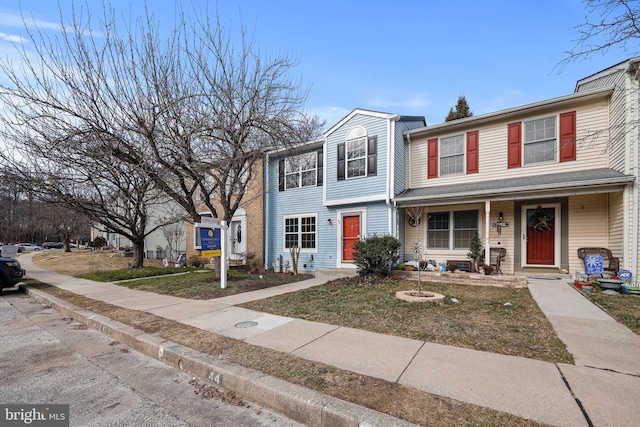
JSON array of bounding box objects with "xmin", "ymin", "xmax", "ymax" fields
[
  {"xmin": 24, "ymin": 279, "xmax": 545, "ymax": 427},
  {"xmin": 26, "ymin": 250, "xmax": 551, "ymax": 425},
  {"xmin": 32, "ymin": 249, "xmax": 164, "ymax": 275},
  {"xmin": 242, "ymin": 276, "xmax": 573, "ymax": 363}
]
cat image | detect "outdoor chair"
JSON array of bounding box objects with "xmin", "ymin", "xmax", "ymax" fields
[
  {"xmin": 479, "ymin": 247, "xmax": 506, "ymax": 274},
  {"xmin": 577, "ymin": 247, "xmax": 620, "ymax": 276}
]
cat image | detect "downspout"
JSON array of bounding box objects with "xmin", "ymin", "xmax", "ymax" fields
[
  {"xmin": 264, "ymin": 152, "xmax": 270, "ymax": 271},
  {"xmin": 387, "ymin": 115, "xmax": 400, "ymax": 235},
  {"xmin": 632, "ymin": 67, "xmax": 639, "ymax": 276}
]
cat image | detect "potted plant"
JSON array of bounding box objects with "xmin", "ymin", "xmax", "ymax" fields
[
  {"xmin": 483, "ymin": 264, "xmax": 494, "ymax": 275},
  {"xmin": 467, "ymin": 232, "xmax": 482, "ymax": 272},
  {"xmin": 446, "ymin": 262, "xmax": 458, "ymax": 272}
]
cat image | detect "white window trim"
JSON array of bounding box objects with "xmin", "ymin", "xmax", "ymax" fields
[
  {"xmin": 523, "ymin": 114, "xmax": 558, "ymax": 166},
  {"xmin": 285, "ymin": 152, "xmax": 317, "ymax": 190},
  {"xmin": 426, "ymin": 210, "xmax": 478, "ymax": 250},
  {"xmin": 283, "ymin": 213, "xmax": 318, "ymax": 253},
  {"xmin": 346, "ymin": 136, "xmax": 367, "ymax": 179},
  {"xmin": 439, "ymin": 134, "xmax": 465, "ymax": 176}
]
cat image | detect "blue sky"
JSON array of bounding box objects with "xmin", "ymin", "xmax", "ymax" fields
[{"xmin": 0, "ymin": 1, "xmax": 634, "ymax": 128}]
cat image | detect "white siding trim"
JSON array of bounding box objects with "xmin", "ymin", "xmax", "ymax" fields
[{"xmin": 324, "ymin": 194, "xmax": 387, "ymax": 206}]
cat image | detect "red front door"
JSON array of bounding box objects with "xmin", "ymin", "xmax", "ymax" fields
[
  {"xmin": 526, "ymin": 206, "xmax": 555, "ymax": 265},
  {"xmin": 342, "ymin": 215, "xmax": 360, "ymax": 262}
]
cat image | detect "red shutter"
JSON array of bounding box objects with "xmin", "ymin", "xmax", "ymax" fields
[
  {"xmin": 427, "ymin": 138, "xmax": 438, "ymax": 179},
  {"xmin": 466, "ymin": 130, "xmax": 479, "ymax": 174},
  {"xmin": 559, "ymin": 111, "xmax": 577, "ymax": 162},
  {"xmin": 507, "ymin": 122, "xmax": 521, "ymax": 169}
]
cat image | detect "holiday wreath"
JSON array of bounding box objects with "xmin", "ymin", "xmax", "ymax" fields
[{"xmin": 528, "ymin": 205, "xmax": 553, "ymax": 231}]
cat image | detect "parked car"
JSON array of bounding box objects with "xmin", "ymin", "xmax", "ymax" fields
[
  {"xmin": 16, "ymin": 243, "xmax": 42, "ymax": 252},
  {"xmin": 0, "ymin": 256, "xmax": 26, "ymax": 290},
  {"xmin": 42, "ymin": 241, "xmax": 64, "ymax": 249}
]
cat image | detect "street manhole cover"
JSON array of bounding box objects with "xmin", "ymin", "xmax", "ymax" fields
[{"xmin": 235, "ymin": 321, "xmax": 258, "ymax": 329}]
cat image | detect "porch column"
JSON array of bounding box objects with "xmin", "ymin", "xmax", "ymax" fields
[{"xmin": 485, "ymin": 201, "xmax": 491, "ymax": 264}]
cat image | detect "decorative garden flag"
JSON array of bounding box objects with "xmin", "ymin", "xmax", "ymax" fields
[{"xmin": 585, "ymin": 255, "xmax": 604, "ymax": 275}]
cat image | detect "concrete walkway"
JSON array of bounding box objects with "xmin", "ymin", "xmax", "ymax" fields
[{"xmin": 13, "ymin": 254, "xmax": 640, "ymax": 427}]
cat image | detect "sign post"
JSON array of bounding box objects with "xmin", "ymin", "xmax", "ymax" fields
[{"xmin": 195, "ymin": 219, "xmax": 228, "ymax": 289}]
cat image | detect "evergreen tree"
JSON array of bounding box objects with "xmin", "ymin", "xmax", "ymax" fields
[{"xmin": 445, "ymin": 95, "xmax": 473, "ymax": 121}]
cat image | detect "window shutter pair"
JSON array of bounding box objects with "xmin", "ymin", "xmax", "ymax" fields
[
  {"xmin": 507, "ymin": 111, "xmax": 576, "ymax": 168},
  {"xmin": 278, "ymin": 149, "xmax": 324, "ymax": 191},
  {"xmin": 428, "ymin": 132, "xmax": 479, "ymax": 178},
  {"xmin": 337, "ymin": 136, "xmax": 377, "ymax": 180}
]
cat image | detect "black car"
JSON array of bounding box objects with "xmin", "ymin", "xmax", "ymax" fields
[
  {"xmin": 42, "ymin": 241, "xmax": 64, "ymax": 249},
  {"xmin": 0, "ymin": 257, "xmax": 26, "ymax": 290}
]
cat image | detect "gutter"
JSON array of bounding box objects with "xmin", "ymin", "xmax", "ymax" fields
[
  {"xmin": 387, "ymin": 114, "xmax": 400, "ymax": 235},
  {"xmin": 632, "ymin": 65, "xmax": 640, "ymax": 276}
]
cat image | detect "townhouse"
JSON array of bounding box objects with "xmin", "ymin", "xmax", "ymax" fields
[
  {"xmin": 264, "ymin": 109, "xmax": 424, "ymax": 273},
  {"xmin": 397, "ymin": 58, "xmax": 640, "ymax": 277}
]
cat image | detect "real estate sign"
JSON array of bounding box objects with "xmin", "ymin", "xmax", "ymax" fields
[{"xmin": 199, "ymin": 228, "xmax": 221, "ymax": 258}]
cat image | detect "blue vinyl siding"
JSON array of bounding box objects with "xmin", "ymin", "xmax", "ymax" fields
[
  {"xmin": 265, "ymin": 110, "xmax": 424, "ymax": 272},
  {"xmin": 326, "ymin": 114, "xmax": 388, "ymax": 202},
  {"xmin": 267, "ymin": 151, "xmax": 336, "ymax": 272}
]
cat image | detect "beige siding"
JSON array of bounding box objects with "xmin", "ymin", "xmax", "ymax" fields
[
  {"xmin": 401, "ymin": 202, "xmax": 516, "ymax": 274},
  {"xmin": 567, "ymin": 194, "xmax": 609, "ymax": 274},
  {"xmin": 408, "ymin": 138, "xmax": 428, "ymax": 188},
  {"xmin": 408, "ymin": 98, "xmax": 611, "ymax": 187}
]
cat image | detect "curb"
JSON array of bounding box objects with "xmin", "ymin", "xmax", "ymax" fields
[{"xmin": 19, "ymin": 284, "xmax": 417, "ymax": 427}]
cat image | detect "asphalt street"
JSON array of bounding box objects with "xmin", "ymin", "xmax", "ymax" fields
[{"xmin": 0, "ymin": 289, "xmax": 302, "ymax": 427}]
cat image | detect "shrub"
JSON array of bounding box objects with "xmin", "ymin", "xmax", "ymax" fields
[
  {"xmin": 188, "ymin": 255, "xmax": 205, "ymax": 268},
  {"xmin": 446, "ymin": 262, "xmax": 459, "ymax": 272},
  {"xmin": 353, "ymin": 234, "xmax": 401, "ymax": 277},
  {"xmin": 89, "ymin": 236, "xmax": 107, "ymax": 250}
]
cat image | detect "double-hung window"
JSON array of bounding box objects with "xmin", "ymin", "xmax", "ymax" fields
[
  {"xmin": 524, "ymin": 116, "xmax": 556, "ymax": 165},
  {"xmin": 285, "ymin": 152, "xmax": 317, "ymax": 189},
  {"xmin": 440, "ymin": 134, "xmax": 464, "ymax": 176},
  {"xmin": 337, "ymin": 127, "xmax": 377, "ymax": 180},
  {"xmin": 427, "ymin": 210, "xmax": 478, "ymax": 249},
  {"xmin": 346, "ymin": 137, "xmax": 366, "ymax": 178},
  {"xmin": 427, "ymin": 212, "xmax": 450, "ymax": 248},
  {"xmin": 284, "ymin": 214, "xmax": 317, "ymax": 251}
]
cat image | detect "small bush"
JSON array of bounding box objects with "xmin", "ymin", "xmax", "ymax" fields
[
  {"xmin": 483, "ymin": 264, "xmax": 494, "ymax": 275},
  {"xmin": 188, "ymin": 255, "xmax": 205, "ymax": 268},
  {"xmin": 89, "ymin": 236, "xmax": 107, "ymax": 250},
  {"xmin": 353, "ymin": 234, "xmax": 401, "ymax": 277},
  {"xmin": 446, "ymin": 262, "xmax": 459, "ymax": 272},
  {"xmin": 396, "ymin": 263, "xmax": 405, "ymax": 270}
]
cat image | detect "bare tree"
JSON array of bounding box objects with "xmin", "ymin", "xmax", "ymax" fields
[
  {"xmin": 562, "ymin": 0, "xmax": 640, "ymax": 66},
  {"xmin": 161, "ymin": 222, "xmax": 185, "ymax": 263},
  {"xmin": 0, "ymin": 3, "xmax": 322, "ymax": 268}
]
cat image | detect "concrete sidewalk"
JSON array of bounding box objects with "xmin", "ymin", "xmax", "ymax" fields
[{"xmin": 13, "ymin": 254, "xmax": 640, "ymax": 426}]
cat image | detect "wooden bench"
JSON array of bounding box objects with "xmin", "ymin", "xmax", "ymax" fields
[{"xmin": 577, "ymin": 247, "xmax": 620, "ymax": 275}]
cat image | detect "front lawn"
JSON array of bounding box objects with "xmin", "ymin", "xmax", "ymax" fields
[{"xmin": 242, "ymin": 276, "xmax": 574, "ymax": 364}]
